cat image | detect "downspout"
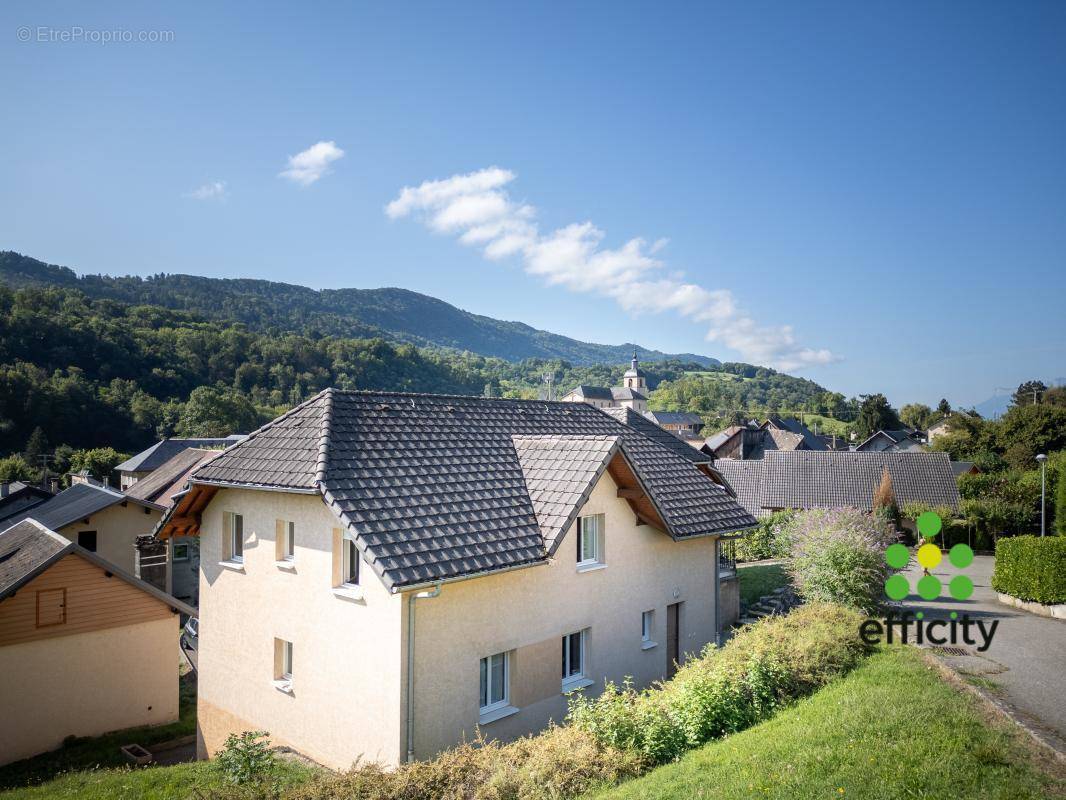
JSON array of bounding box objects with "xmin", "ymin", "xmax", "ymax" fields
[
  {"xmin": 714, "ymin": 538, "xmax": 722, "ymax": 646},
  {"xmin": 405, "ymin": 582, "xmax": 442, "ymax": 763}
]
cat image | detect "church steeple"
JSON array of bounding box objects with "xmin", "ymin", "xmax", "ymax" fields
[{"xmin": 622, "ymin": 352, "xmax": 646, "ymax": 390}]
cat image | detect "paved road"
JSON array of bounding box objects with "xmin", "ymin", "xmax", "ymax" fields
[{"xmin": 899, "ymin": 554, "xmax": 1066, "ymax": 749}]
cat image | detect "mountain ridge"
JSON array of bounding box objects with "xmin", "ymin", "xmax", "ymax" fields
[{"xmin": 0, "ymin": 251, "xmax": 720, "ymax": 368}]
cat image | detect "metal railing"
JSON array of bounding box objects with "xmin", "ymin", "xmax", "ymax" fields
[{"xmin": 718, "ymin": 538, "xmax": 737, "ymax": 578}]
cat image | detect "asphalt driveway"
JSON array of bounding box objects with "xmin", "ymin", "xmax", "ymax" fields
[{"xmin": 899, "ymin": 554, "xmax": 1066, "ymax": 750}]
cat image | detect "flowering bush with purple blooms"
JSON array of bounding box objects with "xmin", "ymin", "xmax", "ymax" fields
[{"xmin": 781, "ymin": 508, "xmax": 898, "ymax": 613}]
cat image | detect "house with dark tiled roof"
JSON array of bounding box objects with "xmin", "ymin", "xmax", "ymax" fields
[
  {"xmin": 0, "ymin": 481, "xmax": 53, "ymax": 526},
  {"xmin": 715, "ymin": 451, "xmax": 960, "ymax": 518},
  {"xmin": 643, "ymin": 410, "xmax": 705, "ymax": 440},
  {"xmin": 3, "ymin": 482, "xmax": 164, "ymax": 576},
  {"xmin": 115, "ymin": 436, "xmax": 244, "ymax": 490},
  {"xmin": 854, "ymin": 428, "xmax": 925, "ymax": 452},
  {"xmin": 0, "ymin": 519, "xmax": 193, "ymax": 766},
  {"xmin": 702, "ymin": 416, "xmax": 826, "ymax": 460},
  {"xmin": 157, "ymin": 389, "xmax": 755, "ymax": 769}
]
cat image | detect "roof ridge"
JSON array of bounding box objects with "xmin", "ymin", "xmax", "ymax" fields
[{"xmin": 314, "ymin": 387, "xmax": 335, "ymax": 486}]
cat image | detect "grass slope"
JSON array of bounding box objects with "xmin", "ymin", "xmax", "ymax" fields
[
  {"xmin": 592, "ymin": 647, "xmax": 1065, "ymax": 800},
  {"xmin": 737, "ymin": 563, "xmax": 790, "ymax": 605}
]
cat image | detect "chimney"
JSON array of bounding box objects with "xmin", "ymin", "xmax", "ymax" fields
[
  {"xmin": 70, "ymin": 470, "xmax": 92, "ymax": 486},
  {"xmin": 49, "ymin": 477, "xmax": 60, "ymax": 494}
]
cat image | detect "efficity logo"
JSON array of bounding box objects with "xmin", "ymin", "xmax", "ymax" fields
[{"xmin": 859, "ymin": 512, "xmax": 999, "ymax": 652}]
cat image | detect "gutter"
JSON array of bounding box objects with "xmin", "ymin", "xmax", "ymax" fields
[
  {"xmin": 188, "ymin": 479, "xmax": 320, "ymax": 495},
  {"xmin": 405, "ymin": 581, "xmax": 442, "ymax": 763},
  {"xmin": 393, "ymin": 558, "xmax": 545, "ymax": 595}
]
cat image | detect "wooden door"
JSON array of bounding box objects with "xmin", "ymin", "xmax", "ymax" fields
[{"xmin": 667, "ymin": 602, "xmax": 681, "ymax": 678}]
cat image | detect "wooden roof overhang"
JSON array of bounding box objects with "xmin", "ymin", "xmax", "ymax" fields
[{"xmin": 155, "ymin": 482, "xmax": 218, "ymax": 540}]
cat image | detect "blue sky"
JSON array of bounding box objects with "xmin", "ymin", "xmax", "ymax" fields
[{"xmin": 2, "ymin": 1, "xmax": 1064, "ymax": 408}]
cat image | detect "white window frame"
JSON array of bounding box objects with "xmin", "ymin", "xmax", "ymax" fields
[
  {"xmin": 576, "ymin": 514, "xmax": 605, "ymax": 571},
  {"xmin": 479, "ymin": 651, "xmax": 510, "ymax": 716},
  {"xmin": 222, "ymin": 512, "xmax": 244, "ymax": 566},
  {"xmin": 282, "ymin": 640, "xmax": 293, "ymax": 680},
  {"xmin": 342, "ymin": 537, "xmax": 360, "ymax": 586},
  {"xmin": 561, "ymin": 629, "xmax": 590, "ymax": 692},
  {"xmin": 282, "ymin": 521, "xmax": 295, "ymax": 561},
  {"xmin": 273, "ymin": 638, "xmax": 294, "ymax": 694},
  {"xmin": 641, "ymin": 610, "xmax": 657, "ymax": 650}
]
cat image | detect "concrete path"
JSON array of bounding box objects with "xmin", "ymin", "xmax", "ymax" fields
[{"xmin": 899, "ymin": 554, "xmax": 1066, "ymax": 750}]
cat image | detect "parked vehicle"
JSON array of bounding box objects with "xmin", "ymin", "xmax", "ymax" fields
[{"xmin": 181, "ymin": 617, "xmax": 199, "ymax": 651}]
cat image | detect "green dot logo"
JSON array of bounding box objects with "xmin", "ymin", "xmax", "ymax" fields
[{"xmin": 883, "ymin": 513, "xmax": 974, "ymax": 603}]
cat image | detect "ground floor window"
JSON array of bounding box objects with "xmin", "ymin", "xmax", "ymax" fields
[
  {"xmin": 561, "ymin": 630, "xmax": 586, "ymax": 686},
  {"xmin": 479, "ymin": 651, "xmax": 509, "ymax": 713}
]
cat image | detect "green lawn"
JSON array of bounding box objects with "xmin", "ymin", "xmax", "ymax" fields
[
  {"xmin": 590, "ymin": 647, "xmax": 1065, "ymax": 800},
  {"xmin": 738, "ymin": 563, "xmax": 790, "ymax": 605},
  {"xmin": 0, "ymin": 672, "xmax": 198, "ymax": 793}
]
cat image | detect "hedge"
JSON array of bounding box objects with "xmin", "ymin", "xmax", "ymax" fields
[{"xmin": 991, "ymin": 535, "xmax": 1066, "ymax": 605}]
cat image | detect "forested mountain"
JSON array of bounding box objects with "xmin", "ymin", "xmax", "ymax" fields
[
  {"xmin": 0, "ymin": 282, "xmax": 831, "ymax": 459},
  {"xmin": 0, "ymin": 251, "xmax": 719, "ymax": 367}
]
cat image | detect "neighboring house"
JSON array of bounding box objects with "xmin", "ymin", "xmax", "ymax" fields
[
  {"xmin": 926, "ymin": 417, "xmax": 952, "ymax": 444},
  {"xmin": 951, "ymin": 461, "xmax": 980, "ymax": 478},
  {"xmin": 854, "ymin": 429, "xmax": 925, "ymax": 452},
  {"xmin": 760, "ymin": 416, "xmax": 829, "ymax": 451},
  {"xmin": 0, "ymin": 519, "xmax": 194, "ymax": 766},
  {"xmin": 702, "ymin": 418, "xmax": 817, "ymax": 460},
  {"xmin": 125, "ymin": 448, "xmax": 223, "ymax": 606},
  {"xmin": 715, "ymin": 451, "xmax": 960, "ymax": 518},
  {"xmin": 599, "ymin": 406, "xmax": 716, "ymax": 466},
  {"xmin": 560, "ymin": 354, "xmax": 649, "ymax": 413},
  {"xmin": 116, "ymin": 436, "xmax": 244, "ymax": 490},
  {"xmin": 157, "ymin": 389, "xmax": 755, "ymax": 768},
  {"xmin": 643, "ymin": 411, "xmax": 704, "ymax": 441},
  {"xmin": 0, "ymin": 481, "xmax": 53, "ymax": 526},
  {"xmin": 3, "ymin": 483, "xmax": 164, "ymax": 576}
]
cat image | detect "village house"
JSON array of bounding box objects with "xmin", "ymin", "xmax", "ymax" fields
[
  {"xmin": 124, "ymin": 448, "xmax": 223, "ymax": 606},
  {"xmin": 853, "ymin": 428, "xmax": 925, "ymax": 452},
  {"xmin": 714, "ymin": 450, "xmax": 960, "ymax": 519},
  {"xmin": 0, "ymin": 519, "xmax": 194, "ymax": 765},
  {"xmin": 0, "ymin": 481, "xmax": 54, "ymax": 526},
  {"xmin": 157, "ymin": 389, "xmax": 754, "ymax": 769},
  {"xmin": 702, "ymin": 416, "xmax": 830, "ymax": 460},
  {"xmin": 643, "ymin": 410, "xmax": 705, "ymax": 441},
  {"xmin": 116, "ymin": 436, "xmax": 244, "ymax": 490},
  {"xmin": 3, "ymin": 481, "xmax": 164, "ymax": 576}
]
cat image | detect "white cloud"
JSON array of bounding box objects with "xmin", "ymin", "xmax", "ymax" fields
[
  {"xmin": 386, "ymin": 167, "xmax": 840, "ymax": 372},
  {"xmin": 185, "ymin": 180, "xmax": 227, "ymax": 200},
  {"xmin": 279, "ymin": 140, "xmax": 345, "ymax": 186}
]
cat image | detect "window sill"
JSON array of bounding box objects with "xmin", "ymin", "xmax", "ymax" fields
[
  {"xmin": 576, "ymin": 562, "xmax": 607, "ymax": 574},
  {"xmin": 219, "ymin": 560, "xmax": 245, "ymax": 572},
  {"xmin": 641, "ymin": 640, "xmax": 658, "ymax": 651},
  {"xmin": 561, "ymin": 677, "xmax": 594, "ymax": 695},
  {"xmin": 332, "ymin": 585, "xmax": 365, "ymax": 602},
  {"xmin": 275, "ymin": 560, "xmax": 297, "ymax": 571},
  {"xmin": 273, "ymin": 679, "xmax": 294, "ymax": 695},
  {"xmin": 478, "ymin": 704, "xmax": 519, "ymax": 725}
]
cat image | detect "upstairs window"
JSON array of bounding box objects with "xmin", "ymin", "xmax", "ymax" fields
[
  {"xmin": 223, "ymin": 512, "xmax": 244, "ymax": 564},
  {"xmin": 274, "ymin": 637, "xmax": 294, "ymax": 693},
  {"xmin": 577, "ymin": 514, "xmax": 605, "ymax": 568},
  {"xmin": 77, "ymin": 531, "xmax": 97, "ymax": 552},
  {"xmin": 276, "ymin": 520, "xmax": 295, "ymax": 562},
  {"xmin": 343, "ymin": 538, "xmax": 360, "ymax": 586}
]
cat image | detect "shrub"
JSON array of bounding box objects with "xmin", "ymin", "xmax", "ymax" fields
[
  {"xmin": 782, "ymin": 508, "xmax": 896, "ymax": 612},
  {"xmin": 567, "ymin": 603, "xmax": 868, "ymax": 765},
  {"xmin": 992, "ymin": 535, "xmax": 1066, "ymax": 604},
  {"xmin": 283, "ymin": 726, "xmax": 643, "ymax": 800},
  {"xmin": 216, "ymin": 731, "xmax": 279, "ymax": 787},
  {"xmin": 734, "ymin": 511, "xmax": 793, "ymax": 562}
]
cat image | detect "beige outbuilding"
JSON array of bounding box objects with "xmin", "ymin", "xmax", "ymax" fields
[{"xmin": 0, "ymin": 519, "xmax": 195, "ymax": 766}]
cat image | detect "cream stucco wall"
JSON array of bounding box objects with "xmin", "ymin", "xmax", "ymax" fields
[
  {"xmin": 0, "ymin": 617, "xmax": 179, "ymax": 766},
  {"xmin": 405, "ymin": 472, "xmax": 719, "ymax": 759},
  {"xmin": 195, "ymin": 489, "xmax": 405, "ymax": 768},
  {"xmin": 56, "ymin": 501, "xmax": 161, "ymax": 575}
]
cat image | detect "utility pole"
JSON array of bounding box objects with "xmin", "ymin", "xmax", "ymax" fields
[
  {"xmin": 1036, "ymin": 454, "xmax": 1048, "ymax": 537},
  {"xmin": 542, "ymin": 373, "xmax": 553, "ymax": 402}
]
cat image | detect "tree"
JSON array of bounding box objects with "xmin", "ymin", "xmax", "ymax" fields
[
  {"xmin": 995, "ymin": 404, "xmax": 1066, "ymax": 470},
  {"xmin": 855, "ymin": 394, "xmax": 902, "ymax": 438},
  {"xmin": 873, "ymin": 467, "xmax": 899, "ymax": 527},
  {"xmin": 937, "ymin": 398, "xmax": 952, "ymax": 416},
  {"xmin": 1012, "ymin": 380, "xmax": 1048, "ymax": 407},
  {"xmin": 67, "ymin": 447, "xmax": 128, "ymax": 483},
  {"xmin": 0, "ymin": 454, "xmax": 36, "ymax": 483},
  {"xmin": 900, "ymin": 403, "xmax": 934, "ymax": 431},
  {"xmin": 23, "ymin": 426, "xmax": 49, "ymax": 469},
  {"xmin": 1056, "ymin": 460, "xmax": 1066, "ymax": 537},
  {"xmin": 176, "ymin": 386, "xmax": 261, "ymax": 438}
]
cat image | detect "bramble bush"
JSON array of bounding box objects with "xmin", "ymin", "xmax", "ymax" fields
[
  {"xmin": 781, "ymin": 508, "xmax": 897, "ymax": 613},
  {"xmin": 567, "ymin": 603, "xmax": 868, "ymax": 766}
]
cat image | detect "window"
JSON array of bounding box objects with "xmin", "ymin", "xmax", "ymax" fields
[
  {"xmin": 36, "ymin": 588, "xmax": 66, "ymax": 628},
  {"xmin": 77, "ymin": 531, "xmax": 97, "ymax": 552},
  {"xmin": 223, "ymin": 512, "xmax": 244, "ymax": 563},
  {"xmin": 576, "ymin": 514, "xmax": 605, "ymax": 568},
  {"xmin": 274, "ymin": 638, "xmax": 294, "ymax": 692},
  {"xmin": 561, "ymin": 630, "xmax": 586, "ymax": 688},
  {"xmin": 173, "ymin": 543, "xmax": 190, "ymax": 562},
  {"xmin": 276, "ymin": 520, "xmax": 295, "ymax": 562},
  {"xmin": 479, "ymin": 652, "xmax": 509, "ymax": 714},
  {"xmin": 343, "ymin": 538, "xmax": 360, "ymax": 586},
  {"xmin": 641, "ymin": 610, "xmax": 657, "ymax": 649}
]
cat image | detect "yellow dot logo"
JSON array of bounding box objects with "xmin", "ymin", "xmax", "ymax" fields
[{"xmin": 917, "ymin": 542, "xmax": 942, "ymax": 569}]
